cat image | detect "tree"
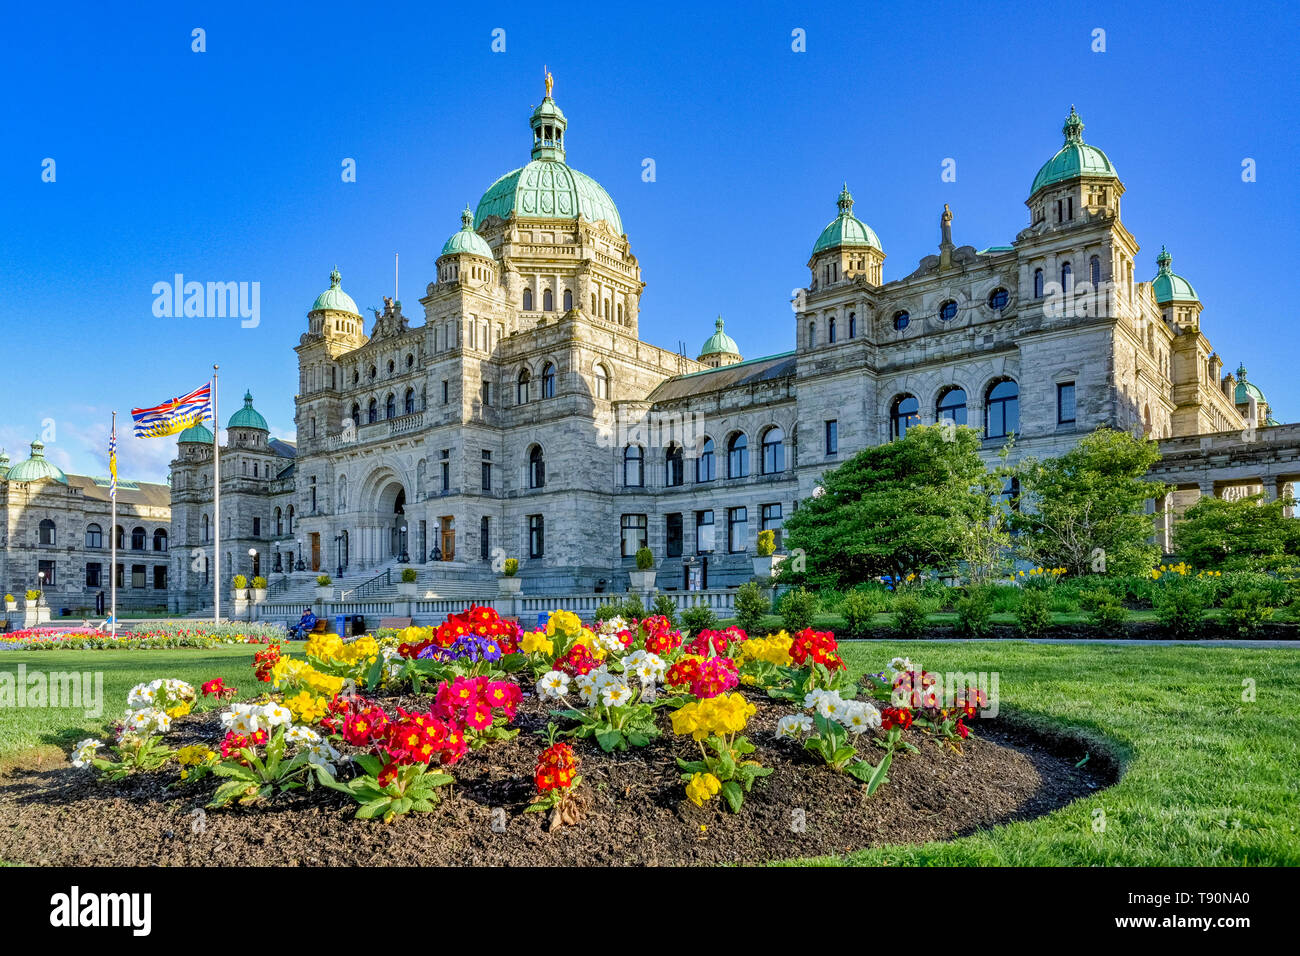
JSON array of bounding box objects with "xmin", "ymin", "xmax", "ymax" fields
[
  {"xmin": 783, "ymin": 425, "xmax": 992, "ymax": 590},
  {"xmin": 1010, "ymin": 428, "xmax": 1165, "ymax": 576},
  {"xmin": 1174, "ymin": 493, "xmax": 1300, "ymax": 572}
]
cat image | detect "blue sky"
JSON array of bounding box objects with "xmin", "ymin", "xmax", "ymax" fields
[{"xmin": 3, "ymin": 0, "xmax": 1297, "ymax": 482}]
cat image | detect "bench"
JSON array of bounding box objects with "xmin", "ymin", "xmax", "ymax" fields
[
  {"xmin": 379, "ymin": 617, "xmax": 413, "ymax": 630},
  {"xmin": 312, "ymin": 619, "xmax": 328, "ymax": 634}
]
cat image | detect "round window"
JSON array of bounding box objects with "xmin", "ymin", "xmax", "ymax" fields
[
  {"xmin": 939, "ymin": 300, "xmax": 959, "ymax": 322},
  {"xmin": 892, "ymin": 311, "xmax": 910, "ymax": 331},
  {"xmin": 988, "ymin": 288, "xmax": 1009, "ymax": 311}
]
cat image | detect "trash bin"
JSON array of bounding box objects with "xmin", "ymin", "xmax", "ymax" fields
[
  {"xmin": 334, "ymin": 614, "xmax": 347, "ymax": 636},
  {"xmin": 352, "ymin": 615, "xmax": 366, "ymax": 636}
]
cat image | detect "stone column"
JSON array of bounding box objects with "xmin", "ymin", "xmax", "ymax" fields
[{"xmin": 1197, "ymin": 479, "xmax": 1216, "ymax": 501}]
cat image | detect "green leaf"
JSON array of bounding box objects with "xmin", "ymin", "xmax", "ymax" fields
[
  {"xmin": 354, "ymin": 754, "xmax": 383, "ymax": 777},
  {"xmin": 595, "ymin": 729, "xmax": 625, "ymax": 753},
  {"xmin": 864, "ymin": 751, "xmax": 893, "ymax": 796},
  {"xmin": 626, "ymin": 731, "xmax": 649, "ymax": 748},
  {"xmin": 366, "ymin": 656, "xmax": 385, "ymax": 689},
  {"xmin": 720, "ymin": 780, "xmax": 744, "ymax": 813},
  {"xmin": 355, "ymin": 800, "xmax": 387, "ymax": 819}
]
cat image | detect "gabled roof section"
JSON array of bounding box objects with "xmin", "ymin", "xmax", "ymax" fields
[{"xmin": 647, "ymin": 352, "xmax": 796, "ymax": 403}]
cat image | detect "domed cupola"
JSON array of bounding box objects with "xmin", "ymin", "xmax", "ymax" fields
[
  {"xmin": 441, "ymin": 205, "xmax": 495, "ymax": 259},
  {"xmin": 1030, "ymin": 107, "xmax": 1119, "ymax": 195},
  {"xmin": 1150, "ymin": 246, "xmax": 1199, "ymax": 304},
  {"xmin": 697, "ymin": 316, "xmax": 742, "ymax": 369},
  {"xmin": 808, "ymin": 184, "xmax": 885, "ymax": 286},
  {"xmin": 1234, "ymin": 363, "xmax": 1268, "ymax": 408},
  {"xmin": 1027, "ymin": 108, "xmax": 1123, "ymax": 226},
  {"xmin": 228, "ymin": 391, "xmax": 268, "ymax": 432},
  {"xmin": 177, "ymin": 422, "xmax": 215, "ymax": 445},
  {"xmin": 474, "ymin": 72, "xmax": 623, "ymax": 234},
  {"xmin": 6, "ymin": 439, "xmax": 68, "ymax": 485},
  {"xmin": 311, "ymin": 267, "xmax": 360, "ymax": 316}
]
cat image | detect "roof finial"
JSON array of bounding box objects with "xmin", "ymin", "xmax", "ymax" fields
[
  {"xmin": 837, "ymin": 183, "xmax": 854, "ymax": 214},
  {"xmin": 1063, "ymin": 105, "xmax": 1084, "ymax": 144},
  {"xmin": 461, "ymin": 204, "xmax": 474, "ymax": 230},
  {"xmin": 544, "ymin": 66, "xmax": 554, "ymax": 99},
  {"xmin": 329, "ymin": 266, "xmax": 341, "ymax": 287},
  {"xmin": 1156, "ymin": 245, "xmax": 1172, "ymax": 272},
  {"xmin": 715, "ymin": 315, "xmax": 725, "ymax": 332},
  {"xmin": 1236, "ymin": 363, "xmax": 1248, "ymax": 381}
]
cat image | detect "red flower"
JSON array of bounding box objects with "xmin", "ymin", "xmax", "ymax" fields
[
  {"xmin": 535, "ymin": 742, "xmax": 578, "ymax": 793},
  {"xmin": 790, "ymin": 629, "xmax": 844, "ymax": 670},
  {"xmin": 252, "ymin": 644, "xmax": 282, "ymax": 682},
  {"xmin": 880, "ymin": 706, "xmax": 914, "ymax": 731}
]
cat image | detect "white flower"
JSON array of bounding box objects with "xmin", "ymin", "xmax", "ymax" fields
[
  {"xmin": 575, "ymin": 676, "xmax": 601, "ymax": 706},
  {"xmin": 596, "ymin": 632, "xmax": 625, "ymax": 654},
  {"xmin": 601, "ymin": 682, "xmax": 634, "ymax": 707},
  {"xmin": 775, "ymin": 715, "xmax": 813, "ymax": 739},
  {"xmin": 841, "ymin": 701, "xmax": 882, "ymax": 734},
  {"xmin": 537, "ymin": 670, "xmax": 570, "ymax": 699},
  {"xmin": 285, "ymin": 725, "xmax": 320, "ymax": 744},
  {"xmin": 815, "ymin": 692, "xmax": 847, "ymax": 721},
  {"xmin": 598, "ymin": 616, "xmax": 628, "ymax": 636},
  {"xmin": 221, "ymin": 703, "xmax": 260, "ymax": 735},
  {"xmin": 126, "ymin": 683, "xmax": 158, "ymax": 708},
  {"xmin": 304, "ymin": 741, "xmax": 340, "ymax": 768},
  {"xmin": 261, "ymin": 703, "xmax": 294, "ymax": 727},
  {"xmin": 71, "ymin": 738, "xmax": 102, "ymax": 768}
]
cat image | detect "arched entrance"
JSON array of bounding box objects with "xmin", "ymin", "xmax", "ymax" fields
[{"xmin": 353, "ymin": 467, "xmax": 412, "ymax": 567}]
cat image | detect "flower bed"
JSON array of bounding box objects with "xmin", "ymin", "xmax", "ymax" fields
[
  {"xmin": 0, "ymin": 622, "xmax": 283, "ymax": 651},
  {"xmin": 0, "ymin": 607, "xmax": 1113, "ymax": 866}
]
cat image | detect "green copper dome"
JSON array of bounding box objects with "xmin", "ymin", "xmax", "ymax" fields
[
  {"xmin": 1150, "ymin": 246, "xmax": 1199, "ymax": 304},
  {"xmin": 699, "ymin": 316, "xmax": 740, "ymax": 357},
  {"xmin": 311, "ymin": 268, "xmax": 359, "ymax": 315},
  {"xmin": 812, "ymin": 184, "xmax": 881, "ymax": 256},
  {"xmin": 441, "ymin": 206, "xmax": 495, "ymax": 258},
  {"xmin": 1234, "ymin": 364, "xmax": 1267, "ymax": 406},
  {"xmin": 6, "ymin": 439, "xmax": 68, "ymax": 485},
  {"xmin": 178, "ymin": 422, "xmax": 215, "ymax": 444},
  {"xmin": 474, "ymin": 81, "xmax": 623, "ymax": 234},
  {"xmin": 1029, "ymin": 107, "xmax": 1119, "ymax": 197},
  {"xmin": 228, "ymin": 391, "xmax": 268, "ymax": 431}
]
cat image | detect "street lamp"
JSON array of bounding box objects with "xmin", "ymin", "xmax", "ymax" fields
[
  {"xmin": 247, "ymin": 549, "xmax": 257, "ymax": 623},
  {"xmin": 334, "ymin": 534, "xmax": 344, "ymax": 579},
  {"xmin": 295, "ymin": 538, "xmax": 305, "ymax": 571},
  {"xmin": 399, "ymin": 525, "xmax": 409, "ymax": 563},
  {"xmin": 37, "ymin": 570, "xmax": 45, "ymax": 604}
]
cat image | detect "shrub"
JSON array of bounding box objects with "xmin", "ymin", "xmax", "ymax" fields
[
  {"xmin": 1015, "ymin": 587, "xmax": 1054, "ymax": 638},
  {"xmin": 1151, "ymin": 580, "xmax": 1210, "ymax": 636},
  {"xmin": 232, "ymin": 574, "xmax": 248, "ymax": 589},
  {"xmin": 1217, "ymin": 571, "xmax": 1288, "ymax": 608},
  {"xmin": 839, "ymin": 589, "xmax": 883, "ymax": 639},
  {"xmin": 733, "ymin": 581, "xmax": 770, "ymax": 635},
  {"xmin": 954, "ymin": 587, "xmax": 994, "ymax": 639},
  {"xmin": 4, "ymin": 594, "xmax": 14, "ymax": 604},
  {"xmin": 251, "ymin": 576, "xmax": 268, "ymax": 589},
  {"xmin": 651, "ymin": 593, "xmax": 678, "ymax": 627},
  {"xmin": 892, "ymin": 594, "xmax": 929, "ymax": 639},
  {"xmin": 24, "ymin": 590, "xmax": 40, "ymax": 602},
  {"xmin": 502, "ymin": 558, "xmax": 519, "ymax": 577},
  {"xmin": 400, "ymin": 568, "xmax": 417, "ymax": 583},
  {"xmin": 986, "ymin": 584, "xmax": 1023, "ymax": 614},
  {"xmin": 635, "ymin": 547, "xmax": 654, "ymax": 571},
  {"xmin": 1221, "ymin": 588, "xmax": 1274, "ymax": 635},
  {"xmin": 777, "ymin": 587, "xmax": 819, "ymax": 632},
  {"xmin": 1081, "ymin": 588, "xmax": 1128, "ymax": 630},
  {"xmin": 621, "ymin": 594, "xmax": 647, "ymax": 621},
  {"xmin": 681, "ymin": 604, "xmax": 718, "ymax": 635},
  {"xmin": 316, "ymin": 574, "xmax": 332, "ymax": 587},
  {"xmin": 594, "ymin": 601, "xmax": 622, "ymax": 623},
  {"xmin": 756, "ymin": 530, "xmax": 776, "ymax": 557}
]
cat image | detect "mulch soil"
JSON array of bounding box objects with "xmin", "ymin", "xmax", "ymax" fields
[{"xmin": 0, "ymin": 689, "xmax": 1116, "ymax": 866}]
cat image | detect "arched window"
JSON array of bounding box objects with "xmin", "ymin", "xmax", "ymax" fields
[
  {"xmin": 153, "ymin": 529, "xmax": 168, "ymax": 552},
  {"xmin": 563, "ymin": 289, "xmax": 573, "ymax": 311},
  {"xmin": 591, "ymin": 294, "xmax": 597, "ymax": 314},
  {"xmin": 617, "ymin": 302, "xmax": 624, "ymax": 324},
  {"xmin": 38, "ymin": 519, "xmax": 55, "ymax": 545},
  {"xmin": 287, "ymin": 505, "xmax": 295, "ymax": 534},
  {"xmin": 623, "ymin": 445, "xmax": 644, "ymax": 487},
  {"xmin": 131, "ymin": 526, "xmax": 146, "ymax": 550},
  {"xmin": 367, "ymin": 399, "xmax": 378, "ymax": 424},
  {"xmin": 727, "ymin": 433, "xmax": 749, "ymax": 478},
  {"xmin": 85, "ymin": 523, "xmax": 102, "ymax": 549},
  {"xmin": 890, "ymin": 395, "xmax": 920, "ymax": 440},
  {"xmin": 406, "ymin": 353, "xmax": 414, "ymax": 369},
  {"xmin": 517, "ymin": 369, "xmax": 531, "ymax": 404},
  {"xmin": 528, "ymin": 445, "xmax": 545, "ymax": 489},
  {"xmin": 201, "ymin": 515, "xmax": 209, "ymax": 542},
  {"xmin": 385, "ymin": 393, "xmax": 396, "ymax": 419},
  {"xmin": 275, "ymin": 508, "xmax": 283, "ymax": 536},
  {"xmin": 1033, "ymin": 268, "xmax": 1044, "ymax": 298},
  {"xmin": 893, "ymin": 310, "xmax": 910, "ymax": 331},
  {"xmin": 594, "ymin": 363, "xmax": 609, "ymax": 400},
  {"xmin": 404, "ymin": 388, "xmax": 415, "ymax": 415},
  {"xmin": 761, "ymin": 426, "xmax": 785, "ymax": 474},
  {"xmin": 807, "ymin": 321, "xmax": 816, "ymax": 347},
  {"xmin": 523, "ymin": 288, "xmax": 534, "ymax": 311},
  {"xmin": 1090, "ymin": 255, "xmax": 1101, "ymax": 286},
  {"xmin": 937, "ymin": 387, "xmax": 968, "ymax": 425},
  {"xmin": 985, "ymin": 379, "xmax": 1019, "ymax": 439},
  {"xmin": 542, "ymin": 362, "xmax": 556, "ymax": 398},
  {"xmin": 1061, "ymin": 261, "xmax": 1072, "ymax": 291},
  {"xmin": 350, "ymin": 403, "xmax": 360, "ymax": 426},
  {"xmin": 543, "ymin": 289, "xmax": 553, "ymax": 311},
  {"xmin": 849, "ymin": 312, "xmax": 857, "ymax": 338},
  {"xmin": 665, "ymin": 444, "xmax": 684, "ymax": 486},
  {"xmin": 387, "ymin": 359, "xmax": 395, "ymax": 375},
  {"xmin": 697, "ymin": 437, "xmax": 716, "ymax": 482},
  {"xmin": 828, "ymin": 318, "xmax": 837, "ymax": 343}
]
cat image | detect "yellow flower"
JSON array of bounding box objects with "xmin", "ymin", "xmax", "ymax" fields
[
  {"xmin": 175, "ymin": 744, "xmax": 214, "ymax": 767},
  {"xmin": 685, "ymin": 772, "xmax": 721, "ymax": 807},
  {"xmin": 520, "ymin": 631, "xmax": 555, "ymax": 656},
  {"xmin": 286, "ymin": 690, "xmax": 328, "ymax": 724}
]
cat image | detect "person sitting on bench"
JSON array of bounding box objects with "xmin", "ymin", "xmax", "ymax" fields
[{"xmin": 288, "ymin": 607, "xmax": 317, "ymax": 640}]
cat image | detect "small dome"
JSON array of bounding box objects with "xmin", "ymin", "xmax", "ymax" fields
[
  {"xmin": 441, "ymin": 206, "xmax": 495, "ymax": 259},
  {"xmin": 228, "ymin": 391, "xmax": 269, "ymax": 431},
  {"xmin": 1029, "ymin": 107, "xmax": 1119, "ymax": 197},
  {"xmin": 311, "ymin": 268, "xmax": 360, "ymax": 315},
  {"xmin": 6, "ymin": 439, "xmax": 68, "ymax": 485},
  {"xmin": 812, "ymin": 184, "xmax": 882, "ymax": 256},
  {"xmin": 1234, "ymin": 364, "xmax": 1267, "ymax": 406},
  {"xmin": 178, "ymin": 422, "xmax": 215, "ymax": 444},
  {"xmin": 1150, "ymin": 246, "xmax": 1199, "ymax": 304},
  {"xmin": 699, "ymin": 316, "xmax": 740, "ymax": 358}
]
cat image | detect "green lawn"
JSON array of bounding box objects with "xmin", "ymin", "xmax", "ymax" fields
[{"xmin": 2, "ymin": 642, "xmax": 1297, "ymax": 865}]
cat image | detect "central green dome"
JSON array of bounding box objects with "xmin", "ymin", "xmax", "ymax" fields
[
  {"xmin": 6, "ymin": 439, "xmax": 68, "ymax": 485},
  {"xmin": 812, "ymin": 184, "xmax": 881, "ymax": 256},
  {"xmin": 1030, "ymin": 107, "xmax": 1119, "ymax": 196},
  {"xmin": 228, "ymin": 391, "xmax": 268, "ymax": 432},
  {"xmin": 474, "ymin": 82, "xmax": 622, "ymax": 234}
]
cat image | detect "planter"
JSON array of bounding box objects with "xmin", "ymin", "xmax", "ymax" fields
[
  {"xmin": 752, "ymin": 554, "xmax": 785, "ymax": 581},
  {"xmin": 315, "ymin": 586, "xmax": 333, "ymax": 601},
  {"xmin": 251, "ymin": 588, "xmax": 268, "ymax": 603},
  {"xmin": 397, "ymin": 581, "xmax": 418, "ymax": 598},
  {"xmin": 498, "ymin": 576, "xmax": 522, "ymax": 595},
  {"xmin": 232, "ymin": 589, "xmax": 249, "ymax": 603},
  {"xmin": 628, "ymin": 569, "xmax": 657, "ymax": 592},
  {"xmin": 5, "ymin": 601, "xmax": 16, "ymax": 612}
]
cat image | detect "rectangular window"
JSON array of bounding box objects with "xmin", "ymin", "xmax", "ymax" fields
[
  {"xmin": 252, "ymin": 517, "xmax": 261, "ymax": 537},
  {"xmin": 825, "ymin": 419, "xmax": 838, "ymax": 455},
  {"xmin": 1057, "ymin": 382, "xmax": 1076, "ymax": 424},
  {"xmin": 695, "ymin": 510, "xmax": 714, "ymax": 554},
  {"xmin": 481, "ymin": 380, "xmax": 491, "ymax": 406},
  {"xmin": 310, "ymin": 477, "xmax": 317, "ymax": 512},
  {"xmin": 440, "ymin": 449, "xmax": 450, "ymax": 493},
  {"xmin": 38, "ymin": 559, "xmax": 56, "ymax": 588},
  {"xmin": 620, "ymin": 514, "xmax": 648, "ymax": 558},
  {"xmin": 153, "ymin": 565, "xmax": 168, "ymax": 590},
  {"xmin": 728, "ymin": 507, "xmax": 748, "ymax": 554},
  {"xmin": 480, "ymin": 516, "xmax": 490, "ymax": 561},
  {"xmin": 528, "ymin": 514, "xmax": 545, "ymax": 559},
  {"xmin": 762, "ymin": 504, "xmax": 783, "ymax": 551},
  {"xmin": 131, "ymin": 564, "xmax": 146, "ymax": 588},
  {"xmin": 115, "ymin": 563, "xmax": 124, "ymax": 588},
  {"xmin": 665, "ymin": 513, "xmax": 683, "ymax": 558},
  {"xmin": 481, "ymin": 450, "xmax": 492, "ymax": 492},
  {"xmin": 441, "ymin": 380, "xmax": 449, "ymax": 404},
  {"xmin": 85, "ymin": 563, "xmax": 102, "ymax": 588}
]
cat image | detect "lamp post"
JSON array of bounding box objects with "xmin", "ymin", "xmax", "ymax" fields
[
  {"xmin": 247, "ymin": 549, "xmax": 257, "ymax": 623},
  {"xmin": 335, "ymin": 534, "xmax": 343, "ymax": 579},
  {"xmin": 295, "ymin": 538, "xmax": 305, "ymax": 571},
  {"xmin": 37, "ymin": 570, "xmax": 45, "ymax": 605},
  {"xmin": 399, "ymin": 525, "xmax": 409, "ymax": 563}
]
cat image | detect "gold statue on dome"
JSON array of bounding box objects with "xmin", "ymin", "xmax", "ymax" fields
[{"xmin": 544, "ymin": 67, "xmax": 554, "ymax": 98}]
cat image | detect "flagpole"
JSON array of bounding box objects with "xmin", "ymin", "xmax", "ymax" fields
[
  {"xmin": 213, "ymin": 365, "xmax": 220, "ymax": 624},
  {"xmin": 110, "ymin": 411, "xmax": 117, "ymax": 637}
]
